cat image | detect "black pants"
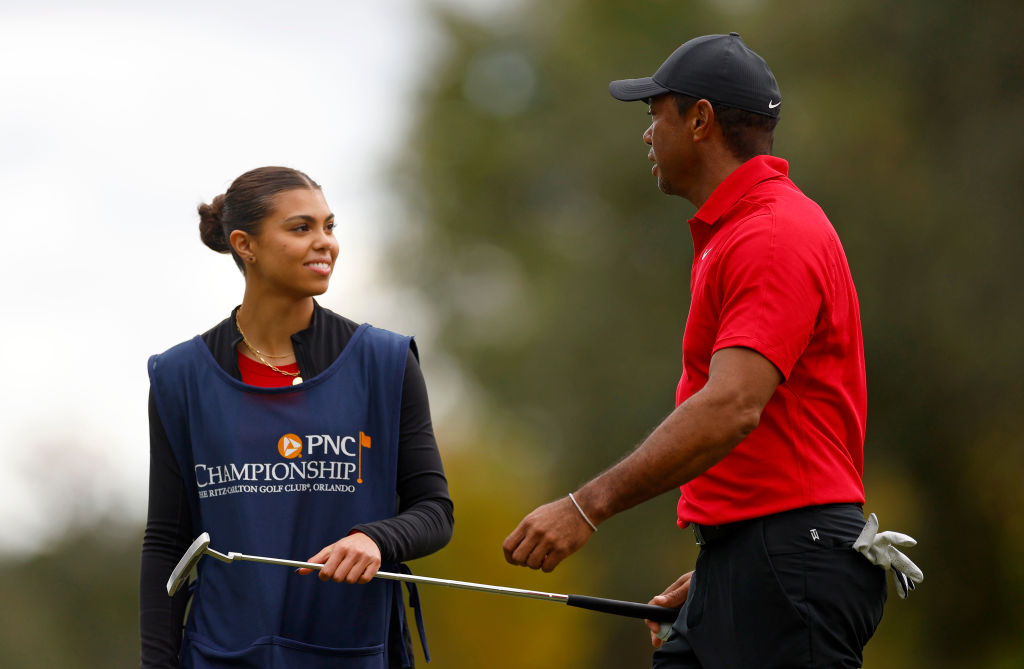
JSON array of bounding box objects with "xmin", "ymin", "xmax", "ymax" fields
[{"xmin": 652, "ymin": 504, "xmax": 886, "ymax": 669}]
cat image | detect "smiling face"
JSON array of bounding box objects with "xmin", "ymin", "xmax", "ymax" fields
[{"xmin": 235, "ymin": 188, "xmax": 339, "ymax": 299}]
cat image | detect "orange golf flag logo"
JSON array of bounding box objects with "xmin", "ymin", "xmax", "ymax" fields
[
  {"xmin": 357, "ymin": 431, "xmax": 371, "ymax": 483},
  {"xmin": 277, "ymin": 433, "xmax": 303, "ymax": 459}
]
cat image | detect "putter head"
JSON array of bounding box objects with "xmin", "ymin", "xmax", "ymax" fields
[{"xmin": 166, "ymin": 532, "xmax": 211, "ymax": 596}]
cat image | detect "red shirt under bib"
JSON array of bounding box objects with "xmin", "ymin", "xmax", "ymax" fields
[
  {"xmin": 676, "ymin": 155, "xmax": 867, "ymax": 527},
  {"xmin": 237, "ymin": 350, "xmax": 301, "ymax": 387}
]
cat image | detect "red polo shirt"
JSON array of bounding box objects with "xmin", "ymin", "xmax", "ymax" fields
[{"xmin": 676, "ymin": 155, "xmax": 867, "ymax": 527}]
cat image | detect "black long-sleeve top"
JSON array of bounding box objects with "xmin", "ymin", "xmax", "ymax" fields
[{"xmin": 139, "ymin": 302, "xmax": 454, "ymax": 668}]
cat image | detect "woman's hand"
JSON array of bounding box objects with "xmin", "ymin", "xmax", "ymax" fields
[
  {"xmin": 298, "ymin": 532, "xmax": 382, "ymax": 584},
  {"xmin": 645, "ymin": 571, "xmax": 692, "ymax": 648}
]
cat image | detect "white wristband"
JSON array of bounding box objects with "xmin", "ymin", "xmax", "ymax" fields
[{"xmin": 568, "ymin": 493, "xmax": 598, "ymax": 532}]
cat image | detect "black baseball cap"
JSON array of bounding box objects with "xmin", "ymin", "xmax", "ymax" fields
[{"xmin": 609, "ymin": 33, "xmax": 781, "ymax": 118}]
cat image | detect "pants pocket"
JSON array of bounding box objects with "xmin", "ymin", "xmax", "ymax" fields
[
  {"xmin": 765, "ymin": 545, "xmax": 886, "ymax": 668},
  {"xmin": 756, "ymin": 540, "xmax": 813, "ymax": 667},
  {"xmin": 687, "ymin": 527, "xmax": 813, "ymax": 669}
]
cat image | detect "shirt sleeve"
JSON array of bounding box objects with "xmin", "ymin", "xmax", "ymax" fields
[
  {"xmin": 139, "ymin": 392, "xmax": 193, "ymax": 668},
  {"xmin": 351, "ymin": 349, "xmax": 454, "ymax": 562},
  {"xmin": 711, "ymin": 215, "xmax": 823, "ymax": 379}
]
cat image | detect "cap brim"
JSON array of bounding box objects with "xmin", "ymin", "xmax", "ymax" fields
[{"xmin": 609, "ymin": 77, "xmax": 670, "ymax": 101}]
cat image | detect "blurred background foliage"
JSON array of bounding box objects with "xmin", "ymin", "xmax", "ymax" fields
[{"xmin": 3, "ymin": 1, "xmax": 1023, "ymax": 667}]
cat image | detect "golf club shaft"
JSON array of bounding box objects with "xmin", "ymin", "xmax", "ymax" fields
[
  {"xmin": 230, "ymin": 552, "xmax": 567, "ymax": 601},
  {"xmin": 227, "ymin": 552, "xmax": 679, "ymax": 622}
]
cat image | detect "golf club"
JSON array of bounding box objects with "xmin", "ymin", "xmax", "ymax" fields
[{"xmin": 169, "ymin": 533, "xmax": 679, "ymax": 634}]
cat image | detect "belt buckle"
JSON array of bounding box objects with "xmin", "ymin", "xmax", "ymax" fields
[{"xmin": 692, "ymin": 524, "xmax": 706, "ymax": 546}]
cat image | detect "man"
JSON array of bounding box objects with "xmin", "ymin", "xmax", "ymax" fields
[{"xmin": 503, "ymin": 33, "xmax": 917, "ymax": 668}]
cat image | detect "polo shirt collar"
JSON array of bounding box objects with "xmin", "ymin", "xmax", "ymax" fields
[{"xmin": 692, "ymin": 155, "xmax": 789, "ymax": 226}]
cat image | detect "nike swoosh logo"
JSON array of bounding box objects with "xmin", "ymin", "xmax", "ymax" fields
[{"xmin": 768, "ymin": 100, "xmax": 781, "ymax": 109}]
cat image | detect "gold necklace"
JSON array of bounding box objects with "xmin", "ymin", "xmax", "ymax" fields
[
  {"xmin": 243, "ymin": 345, "xmax": 292, "ymax": 359},
  {"xmin": 235, "ymin": 313, "xmax": 303, "ymax": 384}
]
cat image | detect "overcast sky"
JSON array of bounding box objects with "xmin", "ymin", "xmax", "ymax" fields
[{"xmin": 0, "ymin": 0, "xmax": 510, "ymax": 555}]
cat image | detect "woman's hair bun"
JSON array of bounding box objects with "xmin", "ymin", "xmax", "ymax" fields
[{"xmin": 198, "ymin": 194, "xmax": 231, "ymax": 253}]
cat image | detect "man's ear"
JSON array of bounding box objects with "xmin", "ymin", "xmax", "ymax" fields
[{"xmin": 692, "ymin": 99, "xmax": 715, "ymax": 139}]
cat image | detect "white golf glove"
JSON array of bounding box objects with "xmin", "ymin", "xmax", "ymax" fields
[{"xmin": 853, "ymin": 512, "xmax": 924, "ymax": 599}]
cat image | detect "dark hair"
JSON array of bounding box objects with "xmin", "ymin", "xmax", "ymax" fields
[
  {"xmin": 198, "ymin": 166, "xmax": 321, "ymax": 272},
  {"xmin": 673, "ymin": 93, "xmax": 779, "ymax": 161}
]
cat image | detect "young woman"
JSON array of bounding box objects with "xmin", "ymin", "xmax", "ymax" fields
[{"xmin": 140, "ymin": 166, "xmax": 453, "ymax": 668}]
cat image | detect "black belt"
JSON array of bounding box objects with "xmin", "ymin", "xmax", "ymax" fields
[
  {"xmin": 691, "ymin": 503, "xmax": 865, "ymax": 547},
  {"xmin": 691, "ymin": 520, "xmax": 750, "ymax": 546}
]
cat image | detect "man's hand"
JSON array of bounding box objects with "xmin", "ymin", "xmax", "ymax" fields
[
  {"xmin": 503, "ymin": 496, "xmax": 595, "ymax": 572},
  {"xmin": 645, "ymin": 571, "xmax": 692, "ymax": 648},
  {"xmin": 299, "ymin": 532, "xmax": 382, "ymax": 584}
]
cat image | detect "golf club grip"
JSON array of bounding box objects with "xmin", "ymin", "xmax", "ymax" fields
[{"xmin": 566, "ymin": 594, "xmax": 680, "ymax": 622}]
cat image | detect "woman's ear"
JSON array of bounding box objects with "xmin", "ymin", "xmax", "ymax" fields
[{"xmin": 230, "ymin": 229, "xmax": 256, "ymax": 264}]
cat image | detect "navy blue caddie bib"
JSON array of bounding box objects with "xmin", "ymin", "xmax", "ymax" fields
[{"xmin": 149, "ymin": 324, "xmax": 411, "ymax": 669}]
